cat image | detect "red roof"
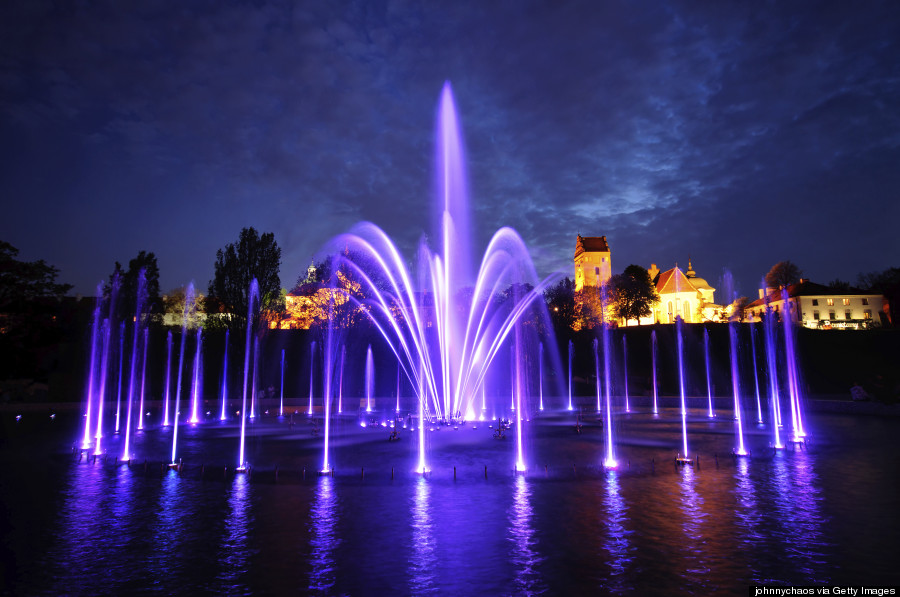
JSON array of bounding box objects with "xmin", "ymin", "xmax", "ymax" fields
[
  {"xmin": 575, "ymin": 235, "xmax": 609, "ymax": 258},
  {"xmin": 656, "ymin": 267, "xmax": 696, "ymax": 295}
]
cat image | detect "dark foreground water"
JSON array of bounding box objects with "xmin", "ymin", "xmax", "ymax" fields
[{"xmin": 2, "ymin": 404, "xmax": 899, "ymax": 596}]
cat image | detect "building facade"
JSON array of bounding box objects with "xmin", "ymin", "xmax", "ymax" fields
[
  {"xmin": 574, "ymin": 235, "xmax": 611, "ymax": 292},
  {"xmin": 745, "ymin": 280, "xmax": 888, "ymax": 329}
]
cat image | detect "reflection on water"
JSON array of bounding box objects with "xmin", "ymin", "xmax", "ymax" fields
[
  {"xmin": 309, "ymin": 476, "xmax": 339, "ymax": 595},
  {"xmin": 734, "ymin": 457, "xmax": 764, "ymax": 583},
  {"xmin": 679, "ymin": 465, "xmax": 710, "ymax": 590},
  {"xmin": 602, "ymin": 472, "xmax": 632, "ymax": 591},
  {"xmin": 216, "ymin": 473, "xmax": 253, "ymax": 595},
  {"xmin": 509, "ymin": 475, "xmax": 545, "ymax": 595},
  {"xmin": 409, "ymin": 477, "xmax": 437, "ymax": 595},
  {"xmin": 772, "ymin": 451, "xmax": 829, "ymax": 584}
]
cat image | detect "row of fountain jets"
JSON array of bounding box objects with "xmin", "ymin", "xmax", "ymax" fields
[{"xmin": 79, "ymin": 270, "xmax": 806, "ymax": 475}]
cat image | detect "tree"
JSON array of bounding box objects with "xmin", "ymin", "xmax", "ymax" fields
[
  {"xmin": 608, "ymin": 264, "xmax": 659, "ymax": 325},
  {"xmin": 0, "ymin": 240, "xmax": 72, "ymax": 378},
  {"xmin": 729, "ymin": 296, "xmax": 751, "ymax": 322},
  {"xmin": 107, "ymin": 251, "xmax": 161, "ymax": 320},
  {"xmin": 765, "ymin": 261, "xmax": 802, "ymax": 289},
  {"xmin": 544, "ymin": 277, "xmax": 577, "ymax": 331},
  {"xmin": 858, "ymin": 266, "xmax": 900, "ymax": 326},
  {"xmin": 827, "ymin": 278, "xmax": 850, "ymax": 291},
  {"xmin": 207, "ymin": 227, "xmax": 282, "ymax": 329}
]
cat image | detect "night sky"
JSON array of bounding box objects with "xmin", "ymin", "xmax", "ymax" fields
[{"xmin": 2, "ymin": 1, "xmax": 899, "ymax": 302}]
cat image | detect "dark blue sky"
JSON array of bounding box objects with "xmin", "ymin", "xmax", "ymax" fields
[{"xmin": 2, "ymin": 1, "xmax": 899, "ymax": 302}]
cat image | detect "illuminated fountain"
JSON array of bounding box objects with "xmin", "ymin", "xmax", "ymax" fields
[
  {"xmin": 219, "ymin": 330, "xmax": 229, "ymax": 421},
  {"xmin": 321, "ymin": 82, "xmax": 559, "ymax": 473},
  {"xmin": 675, "ymin": 317, "xmax": 692, "ymax": 465},
  {"xmin": 365, "ymin": 345, "xmax": 374, "ymax": 413},
  {"xmin": 650, "ymin": 330, "xmax": 659, "ymax": 415},
  {"xmin": 704, "ymin": 328, "xmax": 715, "ymax": 418},
  {"xmin": 729, "ymin": 322, "xmax": 748, "ymax": 456},
  {"xmin": 188, "ymin": 328, "xmax": 202, "ymax": 424},
  {"xmin": 750, "ymin": 323, "xmax": 763, "ymax": 424},
  {"xmin": 568, "ymin": 340, "xmax": 574, "ymax": 411},
  {"xmin": 169, "ymin": 282, "xmax": 194, "ymax": 466},
  {"xmin": 123, "ymin": 272, "xmax": 148, "ymax": 461},
  {"xmin": 236, "ymin": 280, "xmax": 259, "ymax": 472},
  {"xmin": 162, "ymin": 331, "xmax": 173, "ymax": 426}
]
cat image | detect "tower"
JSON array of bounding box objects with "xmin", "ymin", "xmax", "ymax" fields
[{"xmin": 574, "ymin": 235, "xmax": 611, "ymax": 291}]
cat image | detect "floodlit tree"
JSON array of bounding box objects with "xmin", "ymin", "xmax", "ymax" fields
[
  {"xmin": 765, "ymin": 261, "xmax": 802, "ymax": 289},
  {"xmin": 608, "ymin": 264, "xmax": 659, "ymax": 326},
  {"xmin": 729, "ymin": 296, "xmax": 750, "ymax": 322},
  {"xmin": 207, "ymin": 227, "xmax": 282, "ymax": 329}
]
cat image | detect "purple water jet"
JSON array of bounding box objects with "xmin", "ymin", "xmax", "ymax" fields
[
  {"xmin": 219, "ymin": 329, "xmax": 229, "ymax": 421},
  {"xmin": 704, "ymin": 328, "xmax": 715, "ymax": 418},
  {"xmin": 137, "ymin": 328, "xmax": 149, "ymax": 430},
  {"xmin": 162, "ymin": 331, "xmax": 173, "ymax": 427},
  {"xmin": 188, "ymin": 328, "xmax": 203, "ymax": 424},
  {"xmin": 169, "ymin": 282, "xmax": 194, "ymax": 464},
  {"xmin": 651, "ymin": 330, "xmax": 659, "ymax": 415},
  {"xmin": 729, "ymin": 322, "xmax": 748, "ymax": 455},
  {"xmin": 237, "ymin": 279, "xmax": 260, "ymax": 470}
]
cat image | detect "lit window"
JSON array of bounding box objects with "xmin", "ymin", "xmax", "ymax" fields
[
  {"xmin": 862, "ymin": 298, "xmax": 869, "ymax": 305},
  {"xmin": 827, "ymin": 298, "xmax": 834, "ymax": 306},
  {"xmin": 829, "ymin": 311, "xmax": 836, "ymax": 320},
  {"xmin": 845, "ymin": 311, "xmax": 852, "ymax": 320},
  {"xmin": 812, "ymin": 299, "xmax": 819, "ymax": 306},
  {"xmin": 813, "ymin": 311, "xmax": 819, "ymax": 320},
  {"xmin": 864, "ymin": 310, "xmax": 872, "ymax": 320},
  {"xmin": 842, "ymin": 298, "xmax": 850, "ymax": 306}
]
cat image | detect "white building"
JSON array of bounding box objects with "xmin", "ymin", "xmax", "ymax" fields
[{"xmin": 745, "ymin": 280, "xmax": 888, "ymax": 329}]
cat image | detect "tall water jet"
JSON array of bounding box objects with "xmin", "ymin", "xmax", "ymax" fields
[
  {"xmin": 601, "ymin": 285, "xmax": 617, "ymax": 468},
  {"xmin": 188, "ymin": 328, "xmax": 203, "ymax": 424},
  {"xmin": 162, "ymin": 331, "xmax": 173, "ymax": 427},
  {"xmin": 219, "ymin": 330, "xmax": 229, "ymax": 421},
  {"xmin": 279, "ymin": 348, "xmax": 285, "ymax": 417},
  {"xmin": 513, "ymin": 325, "xmax": 525, "ymax": 472},
  {"xmin": 92, "ymin": 319, "xmax": 111, "ymax": 454},
  {"xmin": 338, "ymin": 344, "xmax": 345, "ymax": 414},
  {"xmin": 676, "ymin": 317, "xmax": 690, "ymax": 461},
  {"xmin": 593, "ymin": 338, "xmax": 601, "ymax": 412},
  {"xmin": 81, "ymin": 285, "xmax": 103, "ymax": 450},
  {"xmin": 395, "ymin": 361, "xmax": 401, "ymax": 414},
  {"xmin": 782, "ymin": 297, "xmax": 806, "ymax": 441},
  {"xmin": 567, "ymin": 340, "xmax": 574, "ymax": 411},
  {"xmin": 763, "ymin": 304, "xmax": 784, "ymax": 449},
  {"xmin": 308, "ymin": 341, "xmax": 316, "ymax": 416},
  {"xmin": 249, "ymin": 336, "xmax": 259, "ymax": 419},
  {"xmin": 538, "ymin": 341, "xmax": 544, "ymax": 412},
  {"xmin": 622, "ymin": 335, "xmax": 630, "ymax": 413},
  {"xmin": 704, "ymin": 328, "xmax": 715, "ymax": 418},
  {"xmin": 729, "ymin": 322, "xmax": 748, "ymax": 455},
  {"xmin": 115, "ymin": 321, "xmax": 125, "ymax": 432},
  {"xmin": 321, "ymin": 290, "xmax": 340, "ymax": 474},
  {"xmin": 122, "ymin": 272, "xmax": 148, "ymax": 461},
  {"xmin": 365, "ymin": 345, "xmax": 374, "ymax": 413},
  {"xmin": 416, "ymin": 359, "xmax": 428, "ymax": 474},
  {"xmin": 170, "ymin": 282, "xmax": 194, "ymax": 465},
  {"xmin": 237, "ymin": 280, "xmax": 260, "ymax": 470},
  {"xmin": 328, "ymin": 82, "xmax": 561, "ymax": 428},
  {"xmin": 137, "ymin": 328, "xmax": 149, "ymax": 430},
  {"xmin": 750, "ymin": 324, "xmax": 763, "ymax": 424},
  {"xmin": 651, "ymin": 330, "xmax": 659, "ymax": 415},
  {"xmin": 602, "ymin": 328, "xmax": 617, "ymax": 468}
]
